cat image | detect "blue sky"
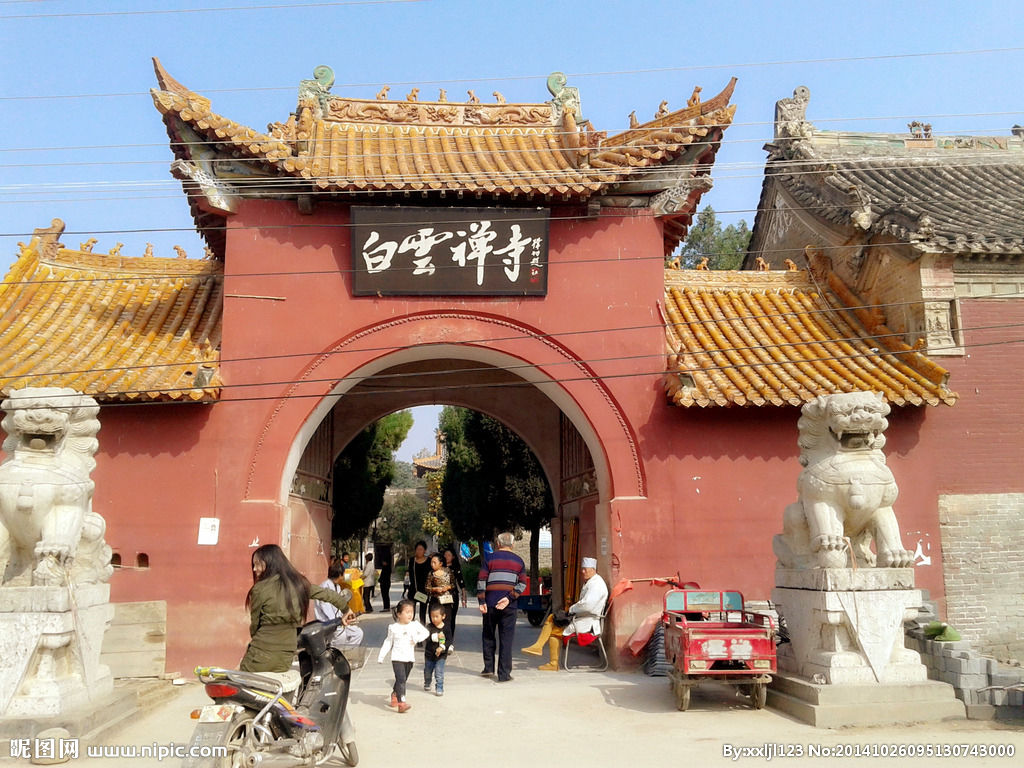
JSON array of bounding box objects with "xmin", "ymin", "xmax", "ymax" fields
[{"xmin": 2, "ymin": 0, "xmax": 1022, "ymax": 459}]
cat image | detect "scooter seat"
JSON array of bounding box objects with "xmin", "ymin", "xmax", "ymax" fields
[{"xmin": 251, "ymin": 669, "xmax": 302, "ymax": 694}]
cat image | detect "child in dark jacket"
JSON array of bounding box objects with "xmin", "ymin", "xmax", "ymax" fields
[{"xmin": 423, "ymin": 603, "xmax": 449, "ymax": 696}]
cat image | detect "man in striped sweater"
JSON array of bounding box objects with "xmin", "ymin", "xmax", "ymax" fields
[{"xmin": 477, "ymin": 531, "xmax": 527, "ymax": 683}]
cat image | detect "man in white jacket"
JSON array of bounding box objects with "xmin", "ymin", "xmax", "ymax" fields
[
  {"xmin": 524, "ymin": 556, "xmax": 608, "ymax": 671},
  {"xmin": 562, "ymin": 557, "xmax": 609, "ymax": 637}
]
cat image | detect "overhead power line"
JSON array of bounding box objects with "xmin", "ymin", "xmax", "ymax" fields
[
  {"xmin": 0, "ymin": 0, "xmax": 423, "ymax": 20},
  {"xmin": 0, "ymin": 311, "xmax": 1019, "ymax": 391},
  {"xmin": 14, "ymin": 329, "xmax": 1020, "ymax": 409},
  {"xmin": 2, "ymin": 135, "xmax": 1022, "ymax": 198},
  {"xmin": 2, "ymin": 111, "xmax": 1023, "ymax": 155},
  {"xmin": 3, "ymin": 174, "xmax": 1022, "ymax": 248},
  {"xmin": 2, "ymin": 110, "xmax": 1023, "ymax": 168},
  {"xmin": 2, "ymin": 227, "xmax": 1023, "ymax": 280},
  {"xmin": 2, "ymin": 46, "xmax": 1023, "ymax": 101}
]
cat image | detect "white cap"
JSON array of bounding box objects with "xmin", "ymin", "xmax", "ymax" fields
[{"xmin": 581, "ymin": 557, "xmax": 597, "ymax": 569}]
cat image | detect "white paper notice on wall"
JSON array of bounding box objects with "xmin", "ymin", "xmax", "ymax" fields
[{"xmin": 198, "ymin": 517, "xmax": 220, "ymax": 546}]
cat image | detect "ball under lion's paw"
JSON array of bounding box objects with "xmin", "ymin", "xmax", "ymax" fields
[
  {"xmin": 31, "ymin": 554, "xmax": 67, "ymax": 586},
  {"xmin": 811, "ymin": 534, "xmax": 845, "ymax": 552},
  {"xmin": 811, "ymin": 534, "xmax": 849, "ymax": 568},
  {"xmin": 878, "ymin": 548, "xmax": 914, "ymax": 568}
]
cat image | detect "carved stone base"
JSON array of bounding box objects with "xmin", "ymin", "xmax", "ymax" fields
[
  {"xmin": 0, "ymin": 585, "xmax": 114, "ymax": 717},
  {"xmin": 773, "ymin": 569, "xmax": 926, "ymax": 684}
]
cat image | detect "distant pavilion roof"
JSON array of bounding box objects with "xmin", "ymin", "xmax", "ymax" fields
[
  {"xmin": 0, "ymin": 220, "xmax": 222, "ymax": 402},
  {"xmin": 412, "ymin": 454, "xmax": 444, "ymax": 477},
  {"xmin": 663, "ymin": 264, "xmax": 957, "ymax": 408},
  {"xmin": 151, "ymin": 60, "xmax": 737, "ymax": 256}
]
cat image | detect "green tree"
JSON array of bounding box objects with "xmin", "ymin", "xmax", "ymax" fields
[
  {"xmin": 330, "ymin": 410, "xmax": 414, "ymax": 540},
  {"xmin": 674, "ymin": 205, "xmax": 751, "ymax": 270},
  {"xmin": 388, "ymin": 460, "xmax": 422, "ymax": 489},
  {"xmin": 438, "ymin": 407, "xmax": 553, "ymax": 588},
  {"xmin": 375, "ymin": 491, "xmax": 430, "ymax": 562}
]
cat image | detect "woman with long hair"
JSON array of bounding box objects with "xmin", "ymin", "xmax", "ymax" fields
[{"xmin": 241, "ymin": 544, "xmax": 352, "ymax": 672}]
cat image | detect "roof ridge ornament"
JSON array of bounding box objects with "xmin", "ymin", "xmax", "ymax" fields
[
  {"xmin": 908, "ymin": 120, "xmax": 932, "ymax": 139},
  {"xmin": 298, "ymin": 65, "xmax": 335, "ymax": 117},
  {"xmin": 547, "ymin": 71, "xmax": 584, "ymax": 125},
  {"xmin": 774, "ymin": 85, "xmax": 812, "ymax": 141},
  {"xmin": 28, "ymin": 219, "xmax": 66, "ymax": 261}
]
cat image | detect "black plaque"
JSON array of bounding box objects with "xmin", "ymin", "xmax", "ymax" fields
[{"xmin": 351, "ymin": 206, "xmax": 549, "ymax": 296}]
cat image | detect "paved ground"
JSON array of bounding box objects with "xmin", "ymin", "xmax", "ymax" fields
[{"xmin": 3, "ymin": 586, "xmax": 1022, "ymax": 767}]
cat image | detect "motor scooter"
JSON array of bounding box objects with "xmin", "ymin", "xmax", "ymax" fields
[{"xmin": 181, "ymin": 617, "xmax": 358, "ymax": 767}]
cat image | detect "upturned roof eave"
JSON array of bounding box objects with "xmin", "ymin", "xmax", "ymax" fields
[{"xmin": 149, "ymin": 60, "xmax": 737, "ymax": 206}]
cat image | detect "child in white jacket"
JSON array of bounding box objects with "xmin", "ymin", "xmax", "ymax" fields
[{"xmin": 378, "ymin": 599, "xmax": 429, "ymax": 712}]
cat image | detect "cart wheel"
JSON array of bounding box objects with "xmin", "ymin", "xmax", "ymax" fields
[
  {"xmin": 751, "ymin": 682, "xmax": 767, "ymax": 709},
  {"xmin": 527, "ymin": 611, "xmax": 544, "ymax": 627},
  {"xmin": 675, "ymin": 683, "xmax": 691, "ymax": 711}
]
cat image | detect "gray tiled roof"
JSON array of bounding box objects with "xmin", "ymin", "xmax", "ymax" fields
[{"xmin": 758, "ymin": 88, "xmax": 1024, "ymax": 255}]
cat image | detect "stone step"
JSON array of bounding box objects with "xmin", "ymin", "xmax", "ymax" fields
[
  {"xmin": 771, "ymin": 672, "xmax": 959, "ymax": 705},
  {"xmin": 768, "ymin": 673, "xmax": 966, "ymax": 728},
  {"xmin": 79, "ymin": 680, "xmax": 187, "ymax": 744},
  {"xmin": 133, "ymin": 679, "xmax": 183, "ymax": 711}
]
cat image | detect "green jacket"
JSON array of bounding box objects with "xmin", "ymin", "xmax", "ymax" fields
[{"xmin": 240, "ymin": 575, "xmax": 351, "ymax": 673}]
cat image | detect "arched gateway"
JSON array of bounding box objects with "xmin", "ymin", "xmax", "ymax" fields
[{"xmin": 0, "ymin": 63, "xmax": 959, "ymax": 673}]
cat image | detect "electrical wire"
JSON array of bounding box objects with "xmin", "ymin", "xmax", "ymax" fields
[
  {"xmin": 3, "ymin": 111, "xmax": 1023, "ymax": 156},
  {"xmin": 0, "ymin": 297, "xmax": 1020, "ymax": 391},
  {"xmin": 2, "ymin": 148, "xmax": 1022, "ymax": 218},
  {"xmin": 1, "ymin": 236, "xmax": 1022, "ymax": 289},
  {"xmin": 8, "ymin": 188, "xmax": 1024, "ymax": 253},
  {"xmin": 17, "ymin": 330, "xmax": 1023, "ymax": 409},
  {"xmin": 2, "ymin": 148, "xmax": 1021, "ymax": 213},
  {"xmin": 1, "ymin": 172, "xmax": 1020, "ymax": 210},
  {"xmin": 2, "ymin": 57, "xmax": 1015, "ymax": 397},
  {"xmin": 3, "ymin": 45, "xmax": 1023, "ymax": 100},
  {"xmin": 2, "ymin": 216, "xmax": 1022, "ymax": 282},
  {"xmin": 0, "ymin": 0, "xmax": 423, "ymax": 20},
  {"xmin": 3, "ymin": 127, "xmax": 1023, "ymax": 171},
  {"xmin": 0, "ymin": 17, "xmax": 1016, "ymax": 412}
]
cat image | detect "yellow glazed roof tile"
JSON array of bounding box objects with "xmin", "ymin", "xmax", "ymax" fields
[
  {"xmin": 663, "ymin": 267, "xmax": 957, "ymax": 407},
  {"xmin": 150, "ymin": 60, "xmax": 736, "ymax": 254},
  {"xmin": 0, "ymin": 220, "xmax": 222, "ymax": 402}
]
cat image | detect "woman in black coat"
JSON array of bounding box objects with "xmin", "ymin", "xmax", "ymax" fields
[{"xmin": 404, "ymin": 540, "xmax": 431, "ymax": 622}]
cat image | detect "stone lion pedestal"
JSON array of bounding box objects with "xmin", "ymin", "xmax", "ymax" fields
[
  {"xmin": 773, "ymin": 568, "xmax": 925, "ymax": 685},
  {"xmin": 0, "ymin": 585, "xmax": 114, "ymax": 717},
  {"xmin": 769, "ymin": 568, "xmax": 965, "ymax": 727}
]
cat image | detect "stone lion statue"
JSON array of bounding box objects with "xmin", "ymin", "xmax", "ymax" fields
[
  {"xmin": 773, "ymin": 391, "xmax": 914, "ymax": 570},
  {"xmin": 0, "ymin": 387, "xmax": 112, "ymax": 586}
]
